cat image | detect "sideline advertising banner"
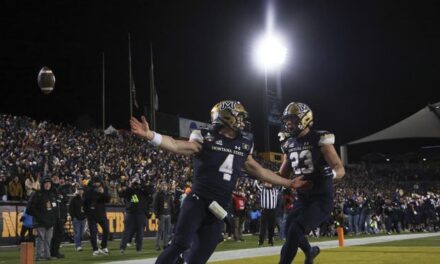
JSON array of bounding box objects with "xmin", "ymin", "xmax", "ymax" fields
[
  {"xmin": 0, "ymin": 203, "xmax": 159, "ymax": 246},
  {"xmin": 179, "ymin": 117, "xmax": 209, "ymax": 138}
]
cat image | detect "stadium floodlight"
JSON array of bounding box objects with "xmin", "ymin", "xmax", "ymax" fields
[
  {"xmin": 251, "ymin": 30, "xmax": 288, "ymax": 152},
  {"xmin": 253, "ymin": 32, "xmax": 287, "ymax": 72}
]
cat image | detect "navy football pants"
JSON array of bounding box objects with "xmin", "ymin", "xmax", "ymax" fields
[
  {"xmin": 155, "ymin": 193, "xmax": 223, "ymax": 264},
  {"xmin": 279, "ymin": 197, "xmax": 333, "ymax": 264}
]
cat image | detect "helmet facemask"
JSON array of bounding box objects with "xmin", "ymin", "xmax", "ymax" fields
[
  {"xmin": 280, "ymin": 102, "xmax": 313, "ymax": 139},
  {"xmin": 217, "ymin": 109, "xmax": 248, "ymax": 131},
  {"xmin": 211, "ymin": 101, "xmax": 249, "ymax": 132},
  {"xmin": 231, "ymin": 110, "xmax": 248, "ymax": 131},
  {"xmin": 282, "ymin": 115, "xmax": 300, "ymax": 137}
]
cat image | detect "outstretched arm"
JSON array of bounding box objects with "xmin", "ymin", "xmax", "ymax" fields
[
  {"xmin": 130, "ymin": 116, "xmax": 202, "ymax": 155},
  {"xmin": 244, "ymin": 155, "xmax": 308, "ymax": 189}
]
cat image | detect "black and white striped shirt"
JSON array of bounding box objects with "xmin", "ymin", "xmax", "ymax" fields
[{"xmin": 255, "ymin": 182, "xmax": 280, "ymax": 209}]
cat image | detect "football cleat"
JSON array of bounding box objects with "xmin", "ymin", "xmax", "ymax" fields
[
  {"xmin": 99, "ymin": 248, "xmax": 109, "ymax": 255},
  {"xmin": 304, "ymin": 246, "xmax": 320, "ymax": 264}
]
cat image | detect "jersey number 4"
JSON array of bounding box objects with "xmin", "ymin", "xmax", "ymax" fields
[
  {"xmin": 219, "ymin": 154, "xmax": 234, "ymax": 181},
  {"xmin": 289, "ymin": 150, "xmax": 314, "ymax": 175}
]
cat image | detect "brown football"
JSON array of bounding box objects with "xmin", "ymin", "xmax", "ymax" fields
[{"xmin": 37, "ymin": 66, "xmax": 55, "ymax": 94}]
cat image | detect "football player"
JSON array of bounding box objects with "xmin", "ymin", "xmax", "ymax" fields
[
  {"xmin": 130, "ymin": 100, "xmax": 307, "ymax": 264},
  {"xmin": 277, "ymin": 102, "xmax": 345, "ymax": 264}
]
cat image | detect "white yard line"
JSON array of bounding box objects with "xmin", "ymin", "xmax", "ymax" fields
[{"xmin": 109, "ymin": 232, "xmax": 440, "ymax": 264}]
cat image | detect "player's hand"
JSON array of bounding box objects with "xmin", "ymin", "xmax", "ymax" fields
[
  {"xmin": 289, "ymin": 176, "xmax": 313, "ymax": 190},
  {"xmin": 130, "ymin": 116, "xmax": 154, "ymax": 140},
  {"xmin": 321, "ymin": 166, "xmax": 335, "ymax": 178}
]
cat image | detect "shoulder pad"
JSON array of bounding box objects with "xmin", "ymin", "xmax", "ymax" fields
[
  {"xmin": 315, "ymin": 130, "xmax": 335, "ymax": 146},
  {"xmin": 281, "ymin": 140, "xmax": 290, "ymax": 154},
  {"xmin": 278, "ymin": 132, "xmax": 290, "ymax": 142},
  {"xmin": 240, "ymin": 131, "xmax": 254, "ymax": 142}
]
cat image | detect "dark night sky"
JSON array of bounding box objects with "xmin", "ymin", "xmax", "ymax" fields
[{"xmin": 1, "ymin": 0, "xmax": 439, "ymax": 152}]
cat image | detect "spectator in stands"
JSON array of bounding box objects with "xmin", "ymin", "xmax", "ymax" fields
[
  {"xmin": 0, "ymin": 173, "xmax": 8, "ymax": 201},
  {"xmin": 19, "ymin": 207, "xmax": 34, "ymax": 243},
  {"xmin": 232, "ymin": 189, "xmax": 247, "ymax": 242},
  {"xmin": 153, "ymin": 181, "xmax": 174, "ymax": 251},
  {"xmin": 345, "ymin": 195, "xmax": 360, "ymax": 234},
  {"xmin": 170, "ymin": 180, "xmax": 183, "ymax": 232},
  {"xmin": 355, "ymin": 196, "xmax": 366, "ymax": 233},
  {"xmin": 383, "ymin": 198, "xmax": 400, "ymax": 234},
  {"xmin": 248, "ymin": 206, "xmax": 261, "ymax": 234},
  {"xmin": 83, "ymin": 176, "xmax": 111, "ymax": 256},
  {"xmin": 27, "ymin": 177, "xmax": 56, "ymax": 261},
  {"xmin": 50, "ymin": 175, "xmax": 68, "ymax": 259},
  {"xmin": 69, "ymin": 186, "xmax": 86, "ymax": 252},
  {"xmin": 0, "ymin": 114, "xmax": 440, "ymax": 242},
  {"xmin": 119, "ymin": 177, "xmax": 153, "ymax": 253},
  {"xmin": 109, "ymin": 180, "xmax": 121, "ymax": 205},
  {"xmin": 360, "ymin": 196, "xmax": 374, "ymax": 234},
  {"xmin": 58, "ymin": 176, "xmax": 73, "ymax": 196},
  {"xmin": 25, "ymin": 173, "xmax": 40, "ymax": 198},
  {"xmin": 8, "ymin": 175, "xmax": 23, "ymax": 201},
  {"xmin": 421, "ymin": 195, "xmax": 436, "ymax": 231}
]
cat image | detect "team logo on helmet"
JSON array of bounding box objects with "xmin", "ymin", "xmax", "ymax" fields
[{"xmin": 219, "ymin": 101, "xmax": 237, "ymax": 110}]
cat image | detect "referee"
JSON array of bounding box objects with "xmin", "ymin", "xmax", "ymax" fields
[{"xmin": 255, "ymin": 181, "xmax": 279, "ymax": 246}]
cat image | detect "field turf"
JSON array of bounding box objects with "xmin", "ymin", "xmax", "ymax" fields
[
  {"xmin": 0, "ymin": 234, "xmax": 439, "ymax": 263},
  {"xmin": 212, "ymin": 235, "xmax": 440, "ymax": 264}
]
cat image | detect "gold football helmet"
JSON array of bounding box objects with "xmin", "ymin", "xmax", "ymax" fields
[
  {"xmin": 281, "ymin": 102, "xmax": 313, "ymax": 137},
  {"xmin": 211, "ymin": 100, "xmax": 249, "ymax": 131}
]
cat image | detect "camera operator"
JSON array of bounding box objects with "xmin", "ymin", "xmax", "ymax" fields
[
  {"xmin": 84, "ymin": 176, "xmax": 110, "ymax": 256},
  {"xmin": 50, "ymin": 175, "xmax": 68, "ymax": 259},
  {"xmin": 119, "ymin": 177, "xmax": 154, "ymax": 253}
]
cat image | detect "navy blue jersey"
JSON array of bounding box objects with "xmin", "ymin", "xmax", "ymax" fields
[
  {"xmin": 281, "ymin": 130, "xmax": 335, "ymax": 198},
  {"xmin": 190, "ymin": 128, "xmax": 253, "ymax": 207}
]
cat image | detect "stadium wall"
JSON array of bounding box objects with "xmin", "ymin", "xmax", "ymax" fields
[{"xmin": 0, "ymin": 202, "xmax": 159, "ymax": 246}]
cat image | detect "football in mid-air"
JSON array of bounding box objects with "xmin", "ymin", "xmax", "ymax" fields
[{"xmin": 37, "ymin": 66, "xmax": 55, "ymax": 94}]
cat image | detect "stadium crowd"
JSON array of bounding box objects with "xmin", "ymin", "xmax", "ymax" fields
[{"xmin": 1, "ymin": 114, "xmax": 439, "ymax": 256}]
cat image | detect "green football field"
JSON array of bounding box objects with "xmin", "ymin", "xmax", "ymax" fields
[
  {"xmin": 2, "ymin": 235, "xmax": 278, "ymax": 264},
  {"xmin": 212, "ymin": 235, "xmax": 440, "ymax": 264},
  {"xmin": 0, "ymin": 234, "xmax": 439, "ymax": 264}
]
